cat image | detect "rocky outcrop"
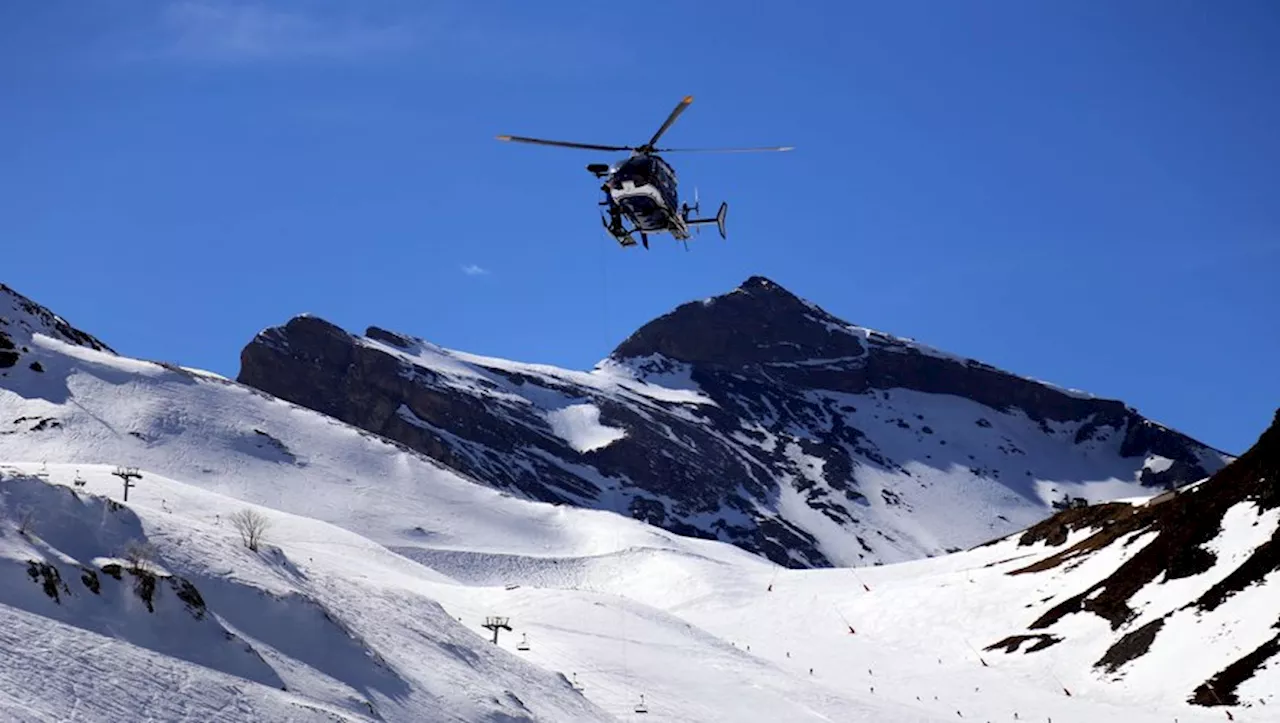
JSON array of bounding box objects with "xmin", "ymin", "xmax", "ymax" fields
[
  {"xmin": 1, "ymin": 283, "xmax": 114, "ymax": 372},
  {"xmin": 993, "ymin": 408, "xmax": 1280, "ymax": 707},
  {"xmin": 0, "ymin": 330, "xmax": 17, "ymax": 369},
  {"xmin": 1020, "ymin": 409, "xmax": 1280, "ymax": 628},
  {"xmin": 615, "ymin": 275, "xmax": 1175, "ymax": 436},
  {"xmin": 1, "ymin": 283, "xmax": 113, "ymax": 353},
  {"xmin": 237, "ymin": 276, "xmax": 1230, "ymax": 568}
]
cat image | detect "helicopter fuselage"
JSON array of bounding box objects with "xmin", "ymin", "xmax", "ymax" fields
[{"xmin": 603, "ymin": 154, "xmax": 691, "ymax": 239}]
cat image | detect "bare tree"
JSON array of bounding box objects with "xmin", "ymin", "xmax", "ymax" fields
[
  {"xmin": 122, "ymin": 539, "xmax": 158, "ymax": 573},
  {"xmin": 230, "ymin": 508, "xmax": 271, "ymax": 552}
]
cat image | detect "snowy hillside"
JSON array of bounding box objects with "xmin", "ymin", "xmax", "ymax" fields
[
  {"xmin": 238, "ymin": 275, "xmax": 1231, "ymax": 569},
  {"xmin": 0, "ymin": 311, "xmax": 997, "ymax": 722},
  {"xmin": 1, "ymin": 280, "xmax": 1275, "ymax": 722},
  {"xmin": 0, "ymin": 464, "xmax": 613, "ymax": 722}
]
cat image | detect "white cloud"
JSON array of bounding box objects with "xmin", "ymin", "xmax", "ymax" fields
[
  {"xmin": 461, "ymin": 264, "xmax": 489, "ymax": 276},
  {"xmin": 158, "ymin": 1, "xmax": 416, "ymax": 63}
]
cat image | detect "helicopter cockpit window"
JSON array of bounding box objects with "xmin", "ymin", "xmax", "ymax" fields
[
  {"xmin": 609, "ymin": 157, "xmax": 654, "ymax": 189},
  {"xmin": 655, "ymin": 162, "xmax": 675, "ymax": 189}
]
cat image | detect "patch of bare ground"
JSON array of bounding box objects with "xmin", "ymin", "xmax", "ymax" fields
[
  {"xmin": 1095, "ymin": 616, "xmax": 1166, "ymax": 674},
  {"xmin": 1017, "ymin": 502, "xmax": 1139, "ymax": 548},
  {"xmin": 981, "ymin": 553, "xmax": 1035, "ymax": 568},
  {"xmin": 1190, "ymin": 629, "xmax": 1280, "ymax": 707},
  {"xmin": 1011, "ymin": 505, "xmax": 1146, "ymax": 578},
  {"xmin": 1192, "ymin": 536, "xmax": 1280, "ymax": 613},
  {"xmin": 984, "ymin": 634, "xmax": 1062, "ymax": 654}
]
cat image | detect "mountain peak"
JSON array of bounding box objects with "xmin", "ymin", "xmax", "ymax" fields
[
  {"xmin": 738, "ymin": 274, "xmax": 786, "ymax": 292},
  {"xmin": 231, "ymin": 275, "xmax": 1230, "ymax": 569},
  {"xmin": 609, "ymin": 276, "xmax": 862, "ymax": 366}
]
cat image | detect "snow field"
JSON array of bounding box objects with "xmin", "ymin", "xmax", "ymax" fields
[
  {"xmin": 0, "ymin": 330, "xmax": 1267, "ymax": 722},
  {"xmin": 545, "ymin": 403, "xmax": 628, "ymax": 453}
]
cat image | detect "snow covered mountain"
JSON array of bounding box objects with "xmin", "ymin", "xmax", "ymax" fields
[
  {"xmin": 1, "ymin": 279, "xmax": 1276, "ymax": 722},
  {"xmin": 237, "ymin": 275, "xmax": 1231, "ymax": 568},
  {"xmin": 827, "ymin": 406, "xmax": 1280, "ymax": 717},
  {"xmin": 0, "ymin": 281, "xmax": 1017, "ymax": 721}
]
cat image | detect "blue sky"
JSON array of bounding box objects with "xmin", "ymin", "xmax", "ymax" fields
[{"xmin": 2, "ymin": 1, "xmax": 1277, "ymax": 454}]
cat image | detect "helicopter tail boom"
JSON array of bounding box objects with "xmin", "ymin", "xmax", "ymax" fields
[{"xmin": 685, "ymin": 201, "xmax": 728, "ymax": 239}]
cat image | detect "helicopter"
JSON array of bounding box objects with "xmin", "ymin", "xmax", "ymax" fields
[{"xmin": 497, "ymin": 95, "xmax": 792, "ymax": 250}]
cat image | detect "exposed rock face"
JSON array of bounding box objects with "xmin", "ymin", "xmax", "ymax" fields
[
  {"xmin": 1, "ymin": 284, "xmax": 113, "ymax": 352},
  {"xmin": 1, "ymin": 283, "xmax": 114, "ymax": 371},
  {"xmin": 993, "ymin": 408, "xmax": 1280, "ymax": 708},
  {"xmin": 619, "ymin": 276, "xmax": 1142, "ymax": 428},
  {"xmin": 237, "ymin": 276, "xmax": 1230, "ymax": 568},
  {"xmin": 1019, "ymin": 409, "xmax": 1280, "ymax": 625},
  {"xmin": 0, "ymin": 331, "xmax": 16, "ymax": 370}
]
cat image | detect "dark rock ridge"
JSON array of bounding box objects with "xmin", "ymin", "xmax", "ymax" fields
[
  {"xmin": 1016, "ymin": 408, "xmax": 1280, "ymax": 630},
  {"xmin": 1, "ymin": 283, "xmax": 114, "ymax": 353},
  {"xmin": 236, "ymin": 276, "xmax": 1229, "ymax": 568},
  {"xmin": 1, "ymin": 283, "xmax": 114, "ymax": 370},
  {"xmin": 616, "ymin": 276, "xmax": 1184, "ymax": 445},
  {"xmin": 991, "ymin": 408, "xmax": 1280, "ymax": 708}
]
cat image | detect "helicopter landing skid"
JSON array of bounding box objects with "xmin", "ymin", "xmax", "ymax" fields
[{"xmin": 602, "ymin": 215, "xmax": 647, "ymax": 249}]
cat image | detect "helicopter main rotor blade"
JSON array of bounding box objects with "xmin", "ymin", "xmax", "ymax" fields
[
  {"xmin": 655, "ymin": 145, "xmax": 795, "ymax": 153},
  {"xmin": 643, "ymin": 95, "xmax": 694, "ymax": 150},
  {"xmin": 496, "ymin": 135, "xmax": 634, "ymax": 152}
]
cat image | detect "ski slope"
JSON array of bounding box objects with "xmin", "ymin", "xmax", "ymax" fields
[
  {"xmin": 2, "ymin": 460, "xmax": 1263, "ymax": 723},
  {"xmin": 0, "ymin": 324, "xmax": 1273, "ymax": 721},
  {"xmin": 0, "ymin": 460, "xmax": 932, "ymax": 722}
]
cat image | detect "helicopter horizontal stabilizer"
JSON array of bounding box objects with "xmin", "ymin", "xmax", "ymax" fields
[{"xmin": 686, "ymin": 202, "xmax": 728, "ymax": 239}]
